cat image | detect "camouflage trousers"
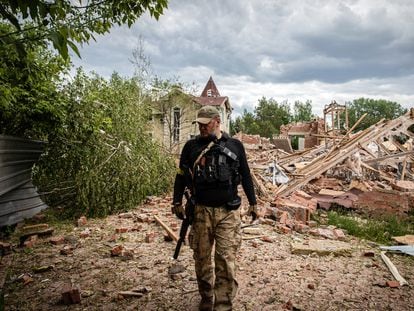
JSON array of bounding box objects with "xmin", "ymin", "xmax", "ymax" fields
[{"xmin": 189, "ymin": 204, "xmax": 242, "ymax": 311}]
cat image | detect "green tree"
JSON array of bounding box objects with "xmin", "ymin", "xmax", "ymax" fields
[
  {"xmin": 230, "ymin": 98, "xmax": 293, "ymax": 138},
  {"xmin": 348, "ymin": 98, "xmax": 407, "ymax": 131},
  {"xmin": 254, "ymin": 97, "xmax": 291, "ymax": 138},
  {"xmin": 293, "ymin": 100, "xmax": 314, "ymax": 122},
  {"xmin": 0, "ymin": 22, "xmax": 68, "ymax": 139},
  {"xmin": 0, "ymin": 0, "xmax": 168, "ymax": 60},
  {"xmin": 231, "ymin": 109, "xmax": 259, "ymax": 135}
]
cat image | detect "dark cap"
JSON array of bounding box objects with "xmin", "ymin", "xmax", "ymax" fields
[{"xmin": 193, "ymin": 105, "xmax": 220, "ymax": 124}]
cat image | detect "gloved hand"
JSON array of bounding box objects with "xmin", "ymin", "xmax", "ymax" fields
[
  {"xmin": 171, "ymin": 203, "xmax": 185, "ymax": 220},
  {"xmin": 247, "ymin": 205, "xmax": 258, "ymax": 222}
]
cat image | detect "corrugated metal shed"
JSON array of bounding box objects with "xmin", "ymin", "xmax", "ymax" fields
[{"xmin": 0, "ymin": 135, "xmax": 47, "ymax": 226}]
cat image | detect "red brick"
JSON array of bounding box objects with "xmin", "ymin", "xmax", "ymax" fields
[
  {"xmin": 111, "ymin": 245, "xmax": 124, "ymax": 256},
  {"xmin": 77, "ymin": 216, "xmax": 87, "ymax": 227},
  {"xmin": 333, "ymin": 229, "xmax": 346, "ymax": 240},
  {"xmin": 121, "ymin": 248, "xmax": 134, "ymax": 258},
  {"xmin": 23, "ymin": 235, "xmax": 38, "ymax": 248},
  {"xmin": 260, "ymin": 236, "xmax": 273, "ymax": 243},
  {"xmin": 115, "ymin": 227, "xmax": 129, "ymax": 233},
  {"xmin": 294, "ymin": 223, "xmax": 310, "ymax": 233},
  {"xmin": 386, "ymin": 280, "xmax": 400, "ymax": 288},
  {"xmin": 62, "ymin": 284, "xmax": 81, "ymax": 304},
  {"xmin": 277, "ymin": 225, "xmax": 292, "ymax": 234},
  {"xmin": 50, "ymin": 236, "xmax": 65, "ymax": 245}
]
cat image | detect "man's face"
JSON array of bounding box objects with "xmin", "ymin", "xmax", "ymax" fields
[{"xmin": 198, "ymin": 118, "xmax": 218, "ymax": 137}]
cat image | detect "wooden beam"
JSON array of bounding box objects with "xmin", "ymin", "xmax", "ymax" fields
[
  {"xmin": 380, "ymin": 251, "xmax": 408, "ymax": 286},
  {"xmin": 154, "ymin": 215, "xmax": 178, "ymax": 242},
  {"xmin": 401, "ymin": 156, "xmax": 408, "ymax": 180},
  {"xmin": 364, "ymin": 150, "xmax": 414, "ymax": 164}
]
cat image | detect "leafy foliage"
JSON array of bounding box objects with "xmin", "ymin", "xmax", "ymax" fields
[
  {"xmin": 231, "ymin": 97, "xmax": 292, "ymax": 138},
  {"xmin": 347, "ymin": 98, "xmax": 407, "ymax": 131},
  {"xmin": 33, "ymin": 70, "xmax": 175, "ymax": 218},
  {"xmin": 293, "ymin": 100, "xmax": 314, "ymax": 122},
  {"xmin": 0, "ymin": 0, "xmax": 168, "ymax": 60},
  {"xmin": 0, "ymin": 22, "xmax": 68, "ymax": 139}
]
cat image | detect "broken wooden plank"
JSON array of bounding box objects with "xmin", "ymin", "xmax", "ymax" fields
[
  {"xmin": 251, "ymin": 171, "xmax": 268, "ymax": 198},
  {"xmin": 380, "ymin": 251, "xmax": 408, "ymax": 286},
  {"xmin": 22, "ymin": 223, "xmax": 49, "ymax": 232},
  {"xmin": 153, "ymin": 215, "xmax": 178, "ymax": 242},
  {"xmin": 364, "ymin": 150, "xmax": 414, "ymax": 164},
  {"xmin": 19, "ymin": 227, "xmax": 54, "ymax": 246}
]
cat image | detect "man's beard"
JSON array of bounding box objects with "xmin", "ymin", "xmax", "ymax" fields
[{"xmin": 199, "ymin": 133, "xmax": 217, "ymax": 142}]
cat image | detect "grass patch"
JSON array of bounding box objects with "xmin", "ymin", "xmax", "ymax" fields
[{"xmin": 326, "ymin": 211, "xmax": 414, "ymax": 244}]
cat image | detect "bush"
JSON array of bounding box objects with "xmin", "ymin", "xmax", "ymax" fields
[{"xmin": 34, "ymin": 70, "xmax": 175, "ymax": 218}]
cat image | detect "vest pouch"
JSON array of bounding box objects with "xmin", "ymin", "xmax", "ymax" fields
[{"xmin": 226, "ymin": 195, "xmax": 241, "ymax": 210}]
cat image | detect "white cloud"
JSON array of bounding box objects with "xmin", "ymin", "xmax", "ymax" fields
[{"xmin": 72, "ymin": 0, "xmax": 414, "ymax": 118}]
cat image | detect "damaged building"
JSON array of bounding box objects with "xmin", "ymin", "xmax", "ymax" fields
[{"xmin": 243, "ymin": 108, "xmax": 414, "ymax": 233}]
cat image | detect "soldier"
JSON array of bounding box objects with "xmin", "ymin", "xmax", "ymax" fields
[{"xmin": 172, "ymin": 105, "xmax": 258, "ymax": 311}]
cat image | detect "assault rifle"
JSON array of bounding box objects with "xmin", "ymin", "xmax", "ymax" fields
[{"xmin": 173, "ymin": 190, "xmax": 195, "ymax": 259}]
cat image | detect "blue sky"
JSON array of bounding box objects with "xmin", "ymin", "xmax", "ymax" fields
[{"xmin": 71, "ymin": 0, "xmax": 414, "ymax": 117}]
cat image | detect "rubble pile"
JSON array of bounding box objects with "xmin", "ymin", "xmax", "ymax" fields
[{"xmin": 246, "ymin": 108, "xmax": 414, "ymax": 233}]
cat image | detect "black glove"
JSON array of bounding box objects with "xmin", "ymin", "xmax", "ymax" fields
[
  {"xmin": 247, "ymin": 205, "xmax": 258, "ymax": 222},
  {"xmin": 171, "ymin": 203, "xmax": 185, "ymax": 220}
]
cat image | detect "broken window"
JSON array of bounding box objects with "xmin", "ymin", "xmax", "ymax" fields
[{"xmin": 173, "ymin": 107, "xmax": 180, "ymax": 143}]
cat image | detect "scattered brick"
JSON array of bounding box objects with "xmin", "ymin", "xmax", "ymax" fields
[
  {"xmin": 276, "ymin": 225, "xmax": 292, "ymax": 234},
  {"xmin": 61, "ymin": 284, "xmax": 81, "ymax": 304},
  {"xmin": 23, "ymin": 235, "xmax": 38, "ymax": 248},
  {"xmin": 145, "ymin": 232, "xmax": 156, "ymax": 243},
  {"xmin": 136, "ymin": 214, "xmax": 150, "ymax": 223},
  {"xmin": 21, "ymin": 273, "xmax": 34, "ymax": 285},
  {"xmin": 50, "ymin": 236, "xmax": 66, "ymax": 245},
  {"xmin": 108, "ymin": 235, "xmax": 117, "ymax": 242},
  {"xmin": 261, "ymin": 236, "xmax": 273, "ymax": 243},
  {"xmin": 111, "ymin": 245, "xmax": 124, "ymax": 256},
  {"xmin": 77, "ymin": 216, "xmax": 87, "ymax": 227},
  {"xmin": 115, "ymin": 227, "xmax": 129, "ymax": 233},
  {"xmin": 333, "ymin": 229, "xmax": 346, "ymax": 240},
  {"xmin": 386, "ymin": 280, "xmax": 400, "ymax": 288}
]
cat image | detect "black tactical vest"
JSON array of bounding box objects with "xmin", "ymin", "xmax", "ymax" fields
[{"xmin": 194, "ymin": 142, "xmax": 240, "ymax": 188}]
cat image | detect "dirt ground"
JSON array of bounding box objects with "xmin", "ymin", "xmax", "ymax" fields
[{"xmin": 3, "ymin": 196, "xmax": 414, "ymax": 311}]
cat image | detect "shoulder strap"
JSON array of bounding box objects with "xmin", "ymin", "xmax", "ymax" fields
[
  {"xmin": 193, "ymin": 141, "xmax": 215, "ymax": 172},
  {"xmin": 219, "ymin": 140, "xmax": 238, "ymax": 161}
]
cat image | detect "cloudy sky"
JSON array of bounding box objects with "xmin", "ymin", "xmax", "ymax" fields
[{"xmin": 72, "ymin": 0, "xmax": 414, "ymax": 117}]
